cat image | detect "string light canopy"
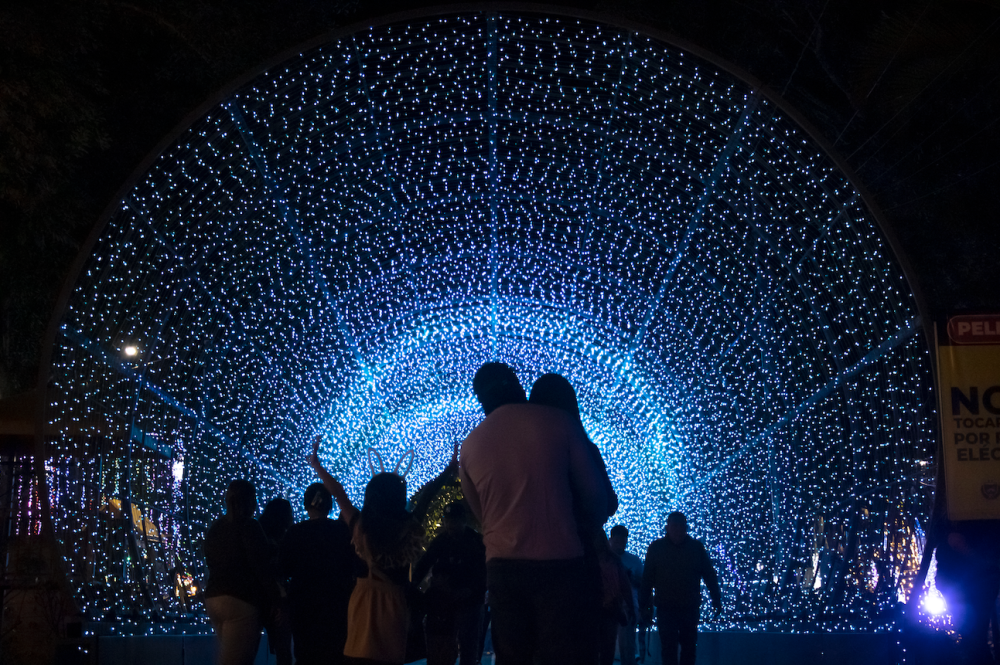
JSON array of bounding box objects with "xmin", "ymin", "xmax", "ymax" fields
[{"xmin": 35, "ymin": 10, "xmax": 936, "ymax": 630}]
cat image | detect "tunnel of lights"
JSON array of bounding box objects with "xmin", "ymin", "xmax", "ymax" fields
[{"xmin": 30, "ymin": 10, "xmax": 938, "ymax": 629}]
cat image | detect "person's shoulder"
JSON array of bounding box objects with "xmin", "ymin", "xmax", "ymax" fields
[
  {"xmin": 485, "ymin": 402, "xmax": 546, "ymax": 423},
  {"xmin": 646, "ymin": 537, "xmax": 668, "ymax": 553},
  {"xmin": 324, "ymin": 519, "xmax": 356, "ymax": 551},
  {"xmin": 244, "ymin": 517, "xmax": 268, "ymax": 537},
  {"xmin": 277, "ymin": 521, "xmax": 299, "ymax": 545},
  {"xmin": 306, "ymin": 517, "xmax": 352, "ymax": 538},
  {"xmin": 622, "ymin": 550, "xmax": 642, "ymax": 564},
  {"xmin": 463, "ymin": 403, "xmax": 550, "ymax": 445},
  {"xmin": 462, "ymin": 411, "xmax": 504, "ymax": 447},
  {"xmin": 521, "ymin": 402, "xmax": 574, "ymax": 421},
  {"xmin": 686, "ymin": 536, "xmax": 709, "ymax": 553},
  {"xmin": 283, "ymin": 519, "xmax": 312, "ymax": 539},
  {"xmin": 520, "ymin": 404, "xmax": 584, "ymax": 439},
  {"xmin": 205, "ymin": 517, "xmax": 226, "ymax": 539},
  {"xmin": 286, "ymin": 518, "xmax": 309, "ymax": 531}
]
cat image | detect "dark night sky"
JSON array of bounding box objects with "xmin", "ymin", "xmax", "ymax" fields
[{"xmin": 2, "ymin": 0, "xmax": 998, "ymax": 398}]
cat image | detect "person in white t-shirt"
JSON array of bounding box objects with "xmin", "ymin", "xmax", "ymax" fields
[{"xmin": 459, "ymin": 362, "xmax": 608, "ymax": 665}]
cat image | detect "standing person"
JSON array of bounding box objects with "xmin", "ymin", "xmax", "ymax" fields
[
  {"xmin": 259, "ymin": 497, "xmax": 294, "ymax": 543},
  {"xmin": 459, "ymin": 362, "xmax": 609, "ymax": 665},
  {"xmin": 309, "ymin": 437, "xmax": 457, "ymax": 665},
  {"xmin": 609, "ymin": 525, "xmax": 643, "ymax": 665},
  {"xmin": 412, "ymin": 501, "xmax": 487, "ymax": 665},
  {"xmin": 529, "ymin": 372, "xmax": 624, "ymax": 665},
  {"xmin": 280, "ymin": 483, "xmax": 360, "ymax": 665},
  {"xmin": 203, "ymin": 479, "xmax": 280, "ymax": 665},
  {"xmin": 639, "ymin": 512, "xmax": 722, "ymax": 665},
  {"xmin": 528, "ymin": 373, "xmax": 618, "ymax": 517},
  {"xmin": 259, "ymin": 498, "xmax": 294, "ymax": 665}
]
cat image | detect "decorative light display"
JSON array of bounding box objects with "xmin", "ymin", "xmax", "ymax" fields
[{"xmin": 22, "ymin": 12, "xmax": 938, "ymax": 632}]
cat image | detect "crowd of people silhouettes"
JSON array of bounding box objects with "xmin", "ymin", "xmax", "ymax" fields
[{"xmin": 202, "ymin": 362, "xmax": 722, "ymax": 665}]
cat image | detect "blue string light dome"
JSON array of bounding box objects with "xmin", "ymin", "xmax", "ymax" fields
[{"xmin": 39, "ymin": 10, "xmax": 936, "ymax": 627}]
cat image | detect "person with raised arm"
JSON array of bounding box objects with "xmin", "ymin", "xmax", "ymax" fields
[{"xmin": 308, "ymin": 436, "xmax": 458, "ymax": 665}]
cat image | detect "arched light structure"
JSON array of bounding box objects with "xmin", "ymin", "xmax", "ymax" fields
[{"xmin": 36, "ymin": 11, "xmax": 935, "ymax": 627}]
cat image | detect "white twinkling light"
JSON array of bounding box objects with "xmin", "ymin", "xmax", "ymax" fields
[{"xmin": 25, "ymin": 12, "xmax": 935, "ymax": 633}]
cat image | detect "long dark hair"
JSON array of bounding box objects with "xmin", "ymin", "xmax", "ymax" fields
[
  {"xmin": 529, "ymin": 372, "xmax": 582, "ymax": 420},
  {"xmin": 530, "ymin": 372, "xmax": 620, "ymax": 518},
  {"xmin": 358, "ymin": 472, "xmax": 423, "ymax": 569},
  {"xmin": 259, "ymin": 497, "xmax": 294, "ymax": 541}
]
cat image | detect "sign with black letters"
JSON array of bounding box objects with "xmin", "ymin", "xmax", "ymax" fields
[{"xmin": 938, "ymin": 314, "xmax": 1000, "ymax": 520}]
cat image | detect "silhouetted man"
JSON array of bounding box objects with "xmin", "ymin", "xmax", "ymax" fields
[
  {"xmin": 459, "ymin": 362, "xmax": 608, "ymax": 665},
  {"xmin": 639, "ymin": 512, "xmax": 721, "ymax": 665},
  {"xmin": 280, "ymin": 483, "xmax": 360, "ymax": 665},
  {"xmin": 413, "ymin": 501, "xmax": 487, "ymax": 665}
]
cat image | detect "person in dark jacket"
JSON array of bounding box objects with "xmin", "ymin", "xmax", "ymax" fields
[
  {"xmin": 610, "ymin": 525, "xmax": 644, "ymax": 665},
  {"xmin": 204, "ymin": 479, "xmax": 280, "ymax": 665},
  {"xmin": 259, "ymin": 498, "xmax": 294, "ymax": 665},
  {"xmin": 413, "ymin": 501, "xmax": 487, "ymax": 665},
  {"xmin": 639, "ymin": 512, "xmax": 721, "ymax": 665},
  {"xmin": 280, "ymin": 482, "xmax": 361, "ymax": 665}
]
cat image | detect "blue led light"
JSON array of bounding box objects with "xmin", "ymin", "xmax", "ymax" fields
[{"xmin": 26, "ymin": 12, "xmax": 935, "ymax": 630}]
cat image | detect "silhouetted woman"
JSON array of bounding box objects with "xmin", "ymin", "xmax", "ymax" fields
[
  {"xmin": 204, "ymin": 479, "xmax": 280, "ymax": 665},
  {"xmin": 259, "ymin": 497, "xmax": 294, "ymax": 665},
  {"xmin": 529, "ymin": 373, "xmax": 628, "ymax": 665},
  {"xmin": 308, "ymin": 437, "xmax": 456, "ymax": 665},
  {"xmin": 529, "ymin": 373, "xmax": 618, "ymax": 516}
]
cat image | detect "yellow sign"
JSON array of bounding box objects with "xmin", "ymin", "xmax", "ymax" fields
[
  {"xmin": 101, "ymin": 496, "xmax": 162, "ymax": 542},
  {"xmin": 937, "ymin": 315, "xmax": 1000, "ymax": 520}
]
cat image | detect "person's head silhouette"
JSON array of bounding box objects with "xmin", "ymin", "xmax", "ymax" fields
[
  {"xmin": 529, "ymin": 373, "xmax": 581, "ymax": 421},
  {"xmin": 473, "ymin": 362, "xmax": 527, "ymax": 415}
]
